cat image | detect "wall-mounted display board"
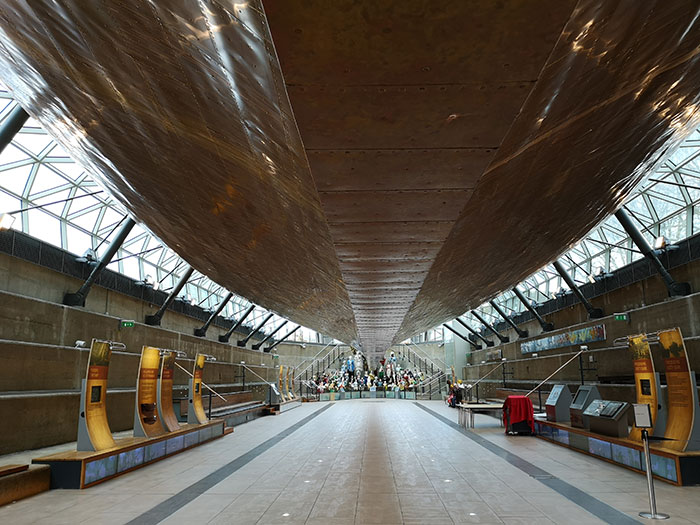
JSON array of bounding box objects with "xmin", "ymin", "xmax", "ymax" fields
[
  {"xmin": 627, "ymin": 334, "xmax": 667, "ymax": 441},
  {"xmin": 134, "ymin": 346, "xmax": 167, "ymax": 438},
  {"xmin": 77, "ymin": 339, "xmax": 117, "ymax": 452},
  {"xmin": 33, "ymin": 419, "xmax": 225, "ymax": 489},
  {"xmin": 158, "ymin": 351, "xmax": 181, "ymax": 432},
  {"xmin": 570, "ymin": 385, "xmax": 601, "ymax": 429},
  {"xmin": 535, "ymin": 419, "xmax": 700, "ymax": 486},
  {"xmin": 521, "ymin": 324, "xmax": 605, "ymax": 354},
  {"xmin": 546, "ymin": 384, "xmax": 572, "ymax": 423},
  {"xmin": 659, "ymin": 328, "xmax": 700, "ymax": 451},
  {"xmin": 187, "ymin": 354, "xmax": 208, "ymax": 425}
]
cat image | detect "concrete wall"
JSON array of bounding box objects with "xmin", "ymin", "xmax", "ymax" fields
[{"xmin": 461, "ymin": 289, "xmax": 700, "ymax": 404}]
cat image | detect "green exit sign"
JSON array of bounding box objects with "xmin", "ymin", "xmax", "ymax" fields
[
  {"xmin": 614, "ymin": 313, "xmax": 629, "ymax": 322},
  {"xmin": 120, "ymin": 320, "xmax": 135, "ymax": 328}
]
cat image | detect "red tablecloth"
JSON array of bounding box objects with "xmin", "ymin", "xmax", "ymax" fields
[{"xmin": 503, "ymin": 395, "xmax": 534, "ymax": 433}]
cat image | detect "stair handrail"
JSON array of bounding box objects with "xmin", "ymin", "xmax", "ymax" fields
[
  {"xmin": 526, "ymin": 347, "xmax": 587, "ymax": 397},
  {"xmin": 295, "ymin": 342, "xmax": 341, "ymax": 377},
  {"xmin": 464, "ymin": 359, "xmax": 507, "ymax": 392},
  {"xmin": 294, "ymin": 341, "xmax": 335, "ymax": 372},
  {"xmin": 404, "ymin": 341, "xmax": 446, "ymax": 372}
]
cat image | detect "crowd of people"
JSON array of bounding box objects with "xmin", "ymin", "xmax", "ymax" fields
[
  {"xmin": 446, "ymin": 379, "xmax": 467, "ymax": 407},
  {"xmin": 310, "ymin": 351, "xmax": 426, "ymax": 393}
]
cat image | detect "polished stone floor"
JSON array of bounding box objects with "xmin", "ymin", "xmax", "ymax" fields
[{"xmin": 1, "ymin": 400, "xmax": 699, "ymax": 524}]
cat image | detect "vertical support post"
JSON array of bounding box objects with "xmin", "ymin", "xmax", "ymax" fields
[
  {"xmin": 242, "ymin": 365, "xmax": 246, "ymax": 391},
  {"xmin": 579, "ymin": 353, "xmax": 585, "ymax": 385},
  {"xmin": 64, "ymin": 217, "xmax": 137, "ymax": 306},
  {"xmin": 194, "ymin": 292, "xmax": 233, "ymax": 337},
  {"xmin": 489, "ymin": 300, "xmax": 528, "ymax": 338},
  {"xmin": 208, "ymin": 390, "xmax": 212, "ymax": 420},
  {"xmin": 615, "ymin": 208, "xmax": 690, "ymax": 297},
  {"xmin": 552, "ymin": 260, "xmax": 604, "ymax": 319},
  {"xmin": 471, "ymin": 311, "xmax": 509, "ymax": 343},
  {"xmin": 512, "ymin": 287, "xmax": 554, "ymax": 332},
  {"xmin": 639, "ymin": 429, "xmax": 670, "ymax": 520},
  {"xmin": 144, "ymin": 266, "xmax": 195, "ymax": 325},
  {"xmin": 219, "ymin": 305, "xmax": 256, "ymax": 343},
  {"xmin": 0, "ymin": 105, "xmax": 30, "ymax": 155}
]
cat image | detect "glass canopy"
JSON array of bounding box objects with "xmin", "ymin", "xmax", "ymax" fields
[
  {"xmin": 0, "ymin": 86, "xmax": 321, "ymax": 344},
  {"xmin": 4, "ymin": 82, "xmax": 700, "ymax": 346},
  {"xmin": 448, "ymin": 126, "xmax": 700, "ymax": 339}
]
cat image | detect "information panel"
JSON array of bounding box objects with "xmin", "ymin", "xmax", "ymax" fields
[
  {"xmin": 77, "ymin": 339, "xmax": 117, "ymax": 451},
  {"xmin": 187, "ymin": 353, "xmax": 208, "ymax": 424},
  {"xmin": 134, "ymin": 346, "xmax": 166, "ymax": 438},
  {"xmin": 660, "ymin": 328, "xmax": 700, "ymax": 451},
  {"xmin": 158, "ymin": 351, "xmax": 181, "ymax": 432},
  {"xmin": 627, "ymin": 334, "xmax": 663, "ymax": 441}
]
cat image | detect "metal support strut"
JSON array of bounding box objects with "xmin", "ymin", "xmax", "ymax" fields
[
  {"xmin": 615, "ymin": 208, "xmax": 690, "ymax": 297},
  {"xmin": 194, "ymin": 292, "xmax": 233, "ymax": 337},
  {"xmin": 471, "ymin": 311, "xmax": 509, "ymax": 344},
  {"xmin": 253, "ymin": 320, "xmax": 288, "ymax": 350},
  {"xmin": 442, "ymin": 324, "xmax": 473, "ymax": 345},
  {"xmin": 218, "ymin": 304, "xmax": 255, "ymax": 343},
  {"xmin": 64, "ymin": 217, "xmax": 137, "ymax": 306},
  {"xmin": 265, "ymin": 325, "xmax": 301, "ymax": 352},
  {"xmin": 489, "ymin": 299, "xmax": 528, "ymax": 338},
  {"xmin": 455, "ymin": 317, "xmax": 493, "ymax": 347},
  {"xmin": 0, "ymin": 105, "xmax": 30, "ymax": 155},
  {"xmin": 238, "ymin": 313, "xmax": 273, "ymax": 347},
  {"xmin": 144, "ymin": 266, "xmax": 195, "ymax": 326},
  {"xmin": 552, "ymin": 260, "xmax": 604, "ymax": 319},
  {"xmin": 512, "ymin": 287, "xmax": 554, "ymax": 332}
]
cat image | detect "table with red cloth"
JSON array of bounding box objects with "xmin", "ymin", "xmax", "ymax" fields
[{"xmin": 502, "ymin": 395, "xmax": 535, "ymax": 434}]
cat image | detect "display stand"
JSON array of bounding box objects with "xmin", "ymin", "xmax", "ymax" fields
[
  {"xmin": 77, "ymin": 339, "xmax": 124, "ymax": 451},
  {"xmin": 34, "ymin": 420, "xmax": 225, "ymax": 489},
  {"xmin": 628, "ymin": 334, "xmax": 667, "ymax": 441},
  {"xmin": 658, "ymin": 328, "xmax": 700, "ymax": 451},
  {"xmin": 545, "ymin": 384, "xmax": 572, "ymax": 422},
  {"xmin": 635, "ymin": 404, "xmax": 670, "ymax": 520},
  {"xmin": 133, "ymin": 346, "xmax": 167, "ymax": 438},
  {"xmin": 570, "ymin": 385, "xmax": 601, "ymax": 429},
  {"xmin": 187, "ymin": 353, "xmax": 207, "ymax": 425},
  {"xmin": 535, "ymin": 418, "xmax": 700, "ymax": 486},
  {"xmin": 157, "ymin": 351, "xmax": 181, "ymax": 432}
]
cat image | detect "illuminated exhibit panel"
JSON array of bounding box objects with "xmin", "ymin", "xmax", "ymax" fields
[
  {"xmin": 158, "ymin": 351, "xmax": 181, "ymax": 432},
  {"xmin": 627, "ymin": 334, "xmax": 667, "ymax": 441},
  {"xmin": 659, "ymin": 328, "xmax": 700, "ymax": 452},
  {"xmin": 133, "ymin": 346, "xmax": 167, "ymax": 438},
  {"xmin": 76, "ymin": 339, "xmax": 119, "ymax": 452},
  {"xmin": 187, "ymin": 354, "xmax": 208, "ymax": 425}
]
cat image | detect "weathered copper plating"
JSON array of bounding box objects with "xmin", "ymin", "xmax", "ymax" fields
[
  {"xmin": 266, "ymin": 0, "xmax": 577, "ymax": 354},
  {"xmin": 0, "ymin": 1, "xmax": 357, "ymax": 343},
  {"xmin": 2, "ymin": 2, "xmax": 700, "ymax": 357}
]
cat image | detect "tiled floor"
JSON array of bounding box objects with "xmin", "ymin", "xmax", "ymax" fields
[{"xmin": 1, "ymin": 400, "xmax": 699, "ymax": 524}]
